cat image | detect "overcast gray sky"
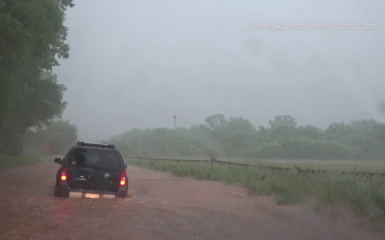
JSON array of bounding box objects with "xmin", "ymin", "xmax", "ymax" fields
[{"xmin": 53, "ymin": 0, "xmax": 385, "ymax": 141}]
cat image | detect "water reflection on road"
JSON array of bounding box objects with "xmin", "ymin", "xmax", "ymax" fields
[
  {"xmin": 0, "ymin": 162, "xmax": 384, "ymax": 240},
  {"xmin": 54, "ymin": 200, "xmax": 70, "ymax": 226}
]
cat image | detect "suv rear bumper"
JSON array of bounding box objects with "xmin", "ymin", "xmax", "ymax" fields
[{"xmin": 57, "ymin": 181, "xmax": 128, "ymax": 198}]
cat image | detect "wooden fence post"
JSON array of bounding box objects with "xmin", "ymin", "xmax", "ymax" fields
[
  {"xmin": 168, "ymin": 156, "xmax": 170, "ymax": 168},
  {"xmin": 295, "ymin": 166, "xmax": 313, "ymax": 184},
  {"xmin": 210, "ymin": 152, "xmax": 213, "ymax": 172}
]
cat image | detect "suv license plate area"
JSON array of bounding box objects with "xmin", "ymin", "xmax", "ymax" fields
[{"xmin": 85, "ymin": 193, "xmax": 99, "ymax": 199}]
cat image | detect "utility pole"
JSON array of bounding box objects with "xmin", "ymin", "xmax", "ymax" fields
[{"xmin": 173, "ymin": 115, "xmax": 176, "ymax": 159}]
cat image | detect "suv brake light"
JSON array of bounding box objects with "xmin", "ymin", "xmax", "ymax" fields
[
  {"xmin": 120, "ymin": 171, "xmax": 126, "ymax": 186},
  {"xmin": 61, "ymin": 167, "xmax": 67, "ymax": 181}
]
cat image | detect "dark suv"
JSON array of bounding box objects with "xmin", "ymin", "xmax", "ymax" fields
[{"xmin": 54, "ymin": 142, "xmax": 128, "ymax": 198}]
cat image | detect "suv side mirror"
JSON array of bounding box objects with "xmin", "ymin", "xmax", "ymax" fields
[
  {"xmin": 54, "ymin": 158, "xmax": 62, "ymax": 165},
  {"xmin": 124, "ymin": 163, "xmax": 127, "ymax": 169}
]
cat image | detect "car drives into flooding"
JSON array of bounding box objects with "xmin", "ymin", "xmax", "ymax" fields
[
  {"xmin": 68, "ymin": 150, "xmax": 121, "ymax": 191},
  {"xmin": 54, "ymin": 142, "xmax": 128, "ymax": 198}
]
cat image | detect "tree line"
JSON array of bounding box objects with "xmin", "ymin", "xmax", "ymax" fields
[
  {"xmin": 108, "ymin": 114, "xmax": 385, "ymax": 160},
  {"xmin": 0, "ymin": 0, "xmax": 77, "ymax": 156},
  {"xmin": 2, "ymin": 0, "xmax": 384, "ymax": 159}
]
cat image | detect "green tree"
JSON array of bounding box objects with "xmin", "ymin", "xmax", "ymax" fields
[
  {"xmin": 0, "ymin": 0, "xmax": 73, "ymax": 154},
  {"xmin": 266, "ymin": 116, "xmax": 298, "ymax": 140},
  {"xmin": 268, "ymin": 115, "xmax": 297, "ymax": 129},
  {"xmin": 107, "ymin": 114, "xmax": 385, "ymax": 161},
  {"xmin": 42, "ymin": 119, "xmax": 78, "ymax": 154},
  {"xmin": 0, "ymin": 0, "xmax": 73, "ymax": 127},
  {"xmin": 0, "ymin": 71, "xmax": 67, "ymax": 155},
  {"xmin": 205, "ymin": 114, "xmax": 227, "ymax": 130},
  {"xmin": 217, "ymin": 117, "xmax": 257, "ymax": 156},
  {"xmin": 22, "ymin": 119, "xmax": 78, "ymax": 156},
  {"xmin": 297, "ymin": 125, "xmax": 322, "ymax": 140}
]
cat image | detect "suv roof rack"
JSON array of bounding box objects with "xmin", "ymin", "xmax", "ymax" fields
[{"xmin": 76, "ymin": 141, "xmax": 116, "ymax": 149}]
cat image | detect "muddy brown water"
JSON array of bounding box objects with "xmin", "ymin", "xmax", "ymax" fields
[{"xmin": 0, "ymin": 162, "xmax": 384, "ymax": 240}]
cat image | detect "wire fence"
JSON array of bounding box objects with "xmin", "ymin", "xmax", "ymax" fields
[{"xmin": 128, "ymin": 156, "xmax": 385, "ymax": 178}]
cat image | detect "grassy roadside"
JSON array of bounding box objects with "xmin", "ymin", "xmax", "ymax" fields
[
  {"xmin": 0, "ymin": 155, "xmax": 46, "ymax": 171},
  {"xmin": 208, "ymin": 158, "xmax": 385, "ymax": 173},
  {"xmin": 126, "ymin": 158, "xmax": 385, "ymax": 225}
]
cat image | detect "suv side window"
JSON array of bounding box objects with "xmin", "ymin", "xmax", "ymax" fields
[{"xmin": 62, "ymin": 147, "xmax": 75, "ymax": 165}]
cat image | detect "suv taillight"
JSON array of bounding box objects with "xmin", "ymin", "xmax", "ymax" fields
[
  {"xmin": 61, "ymin": 167, "xmax": 67, "ymax": 181},
  {"xmin": 120, "ymin": 171, "xmax": 126, "ymax": 186}
]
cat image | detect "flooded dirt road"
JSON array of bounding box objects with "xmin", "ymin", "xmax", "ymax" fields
[{"xmin": 0, "ymin": 162, "xmax": 384, "ymax": 240}]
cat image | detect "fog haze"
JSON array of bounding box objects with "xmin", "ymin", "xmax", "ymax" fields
[{"xmin": 53, "ymin": 0, "xmax": 385, "ymax": 141}]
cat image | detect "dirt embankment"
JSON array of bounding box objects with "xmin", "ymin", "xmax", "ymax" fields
[{"xmin": 0, "ymin": 162, "xmax": 384, "ymax": 240}]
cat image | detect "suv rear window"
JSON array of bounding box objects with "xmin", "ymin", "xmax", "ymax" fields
[{"xmin": 69, "ymin": 149, "xmax": 122, "ymax": 172}]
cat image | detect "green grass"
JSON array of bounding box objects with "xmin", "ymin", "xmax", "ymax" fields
[
  {"xmin": 140, "ymin": 156, "xmax": 385, "ymax": 173},
  {"xmin": 126, "ymin": 158, "xmax": 385, "ymax": 225},
  {"xmin": 261, "ymin": 160, "xmax": 385, "ymax": 173},
  {"xmin": 208, "ymin": 158, "xmax": 385, "ymax": 173},
  {"xmin": 0, "ymin": 154, "xmax": 45, "ymax": 170}
]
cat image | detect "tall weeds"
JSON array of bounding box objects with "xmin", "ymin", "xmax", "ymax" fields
[{"xmin": 126, "ymin": 158, "xmax": 385, "ymax": 224}]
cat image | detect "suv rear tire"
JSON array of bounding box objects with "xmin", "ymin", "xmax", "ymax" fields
[{"xmin": 54, "ymin": 179, "xmax": 60, "ymax": 196}]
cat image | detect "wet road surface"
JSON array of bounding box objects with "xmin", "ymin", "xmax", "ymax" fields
[{"xmin": 0, "ymin": 162, "xmax": 384, "ymax": 240}]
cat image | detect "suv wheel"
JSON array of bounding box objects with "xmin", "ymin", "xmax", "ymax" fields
[{"xmin": 54, "ymin": 179, "xmax": 60, "ymax": 196}]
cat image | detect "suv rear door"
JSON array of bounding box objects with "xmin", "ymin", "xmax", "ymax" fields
[{"xmin": 66, "ymin": 148, "xmax": 123, "ymax": 192}]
